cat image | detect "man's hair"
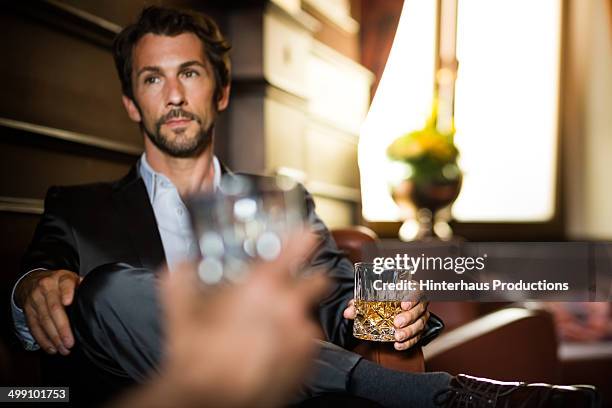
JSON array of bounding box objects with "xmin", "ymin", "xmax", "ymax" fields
[{"xmin": 113, "ymin": 6, "xmax": 231, "ymax": 103}]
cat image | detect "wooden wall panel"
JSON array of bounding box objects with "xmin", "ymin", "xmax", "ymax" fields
[
  {"xmin": 312, "ymin": 195, "xmax": 355, "ymax": 228},
  {"xmin": 55, "ymin": 0, "xmax": 228, "ymax": 35},
  {"xmin": 305, "ymin": 125, "xmax": 358, "ymax": 188},
  {"xmin": 0, "ymin": 11, "xmax": 140, "ymax": 147},
  {"xmin": 265, "ymin": 98, "xmax": 307, "ymax": 173},
  {"xmin": 0, "ymin": 132, "xmax": 135, "ymax": 199}
]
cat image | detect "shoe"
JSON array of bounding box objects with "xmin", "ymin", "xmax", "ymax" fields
[{"xmin": 434, "ymin": 374, "xmax": 600, "ymax": 408}]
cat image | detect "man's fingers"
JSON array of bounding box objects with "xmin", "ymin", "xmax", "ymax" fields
[
  {"xmin": 394, "ymin": 311, "xmax": 429, "ymax": 342},
  {"xmin": 38, "ymin": 309, "xmax": 69, "ymax": 355},
  {"xmin": 394, "ymin": 309, "xmax": 429, "ymax": 349},
  {"xmin": 401, "ymin": 299, "xmax": 428, "ymax": 311},
  {"xmin": 25, "ymin": 306, "xmax": 56, "ymax": 354},
  {"xmin": 271, "ymin": 229, "xmax": 317, "ymax": 272},
  {"xmin": 29, "ymin": 321, "xmax": 56, "ymax": 354},
  {"xmin": 294, "ymin": 272, "xmax": 328, "ymax": 306},
  {"xmin": 344, "ymin": 299, "xmax": 357, "ymax": 319},
  {"xmin": 159, "ymin": 263, "xmax": 201, "ymax": 329},
  {"xmin": 30, "ymin": 284, "xmax": 70, "ymax": 355},
  {"xmin": 29, "ymin": 290, "xmax": 50, "ymax": 320},
  {"xmin": 45, "ymin": 294, "xmax": 74, "ymax": 349},
  {"xmin": 58, "ymin": 274, "xmax": 79, "ymax": 306},
  {"xmin": 28, "ymin": 311, "xmax": 67, "ymax": 354},
  {"xmin": 159, "ymin": 265, "xmax": 185, "ymax": 322},
  {"xmin": 343, "ymin": 305, "xmax": 357, "ymax": 320},
  {"xmin": 394, "ymin": 334, "xmax": 421, "ymax": 351},
  {"xmin": 248, "ymin": 229, "xmax": 318, "ymax": 285},
  {"xmin": 394, "ymin": 301, "xmax": 427, "ymax": 328}
]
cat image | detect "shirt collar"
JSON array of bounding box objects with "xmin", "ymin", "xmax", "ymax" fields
[{"xmin": 138, "ymin": 153, "xmax": 222, "ymax": 203}]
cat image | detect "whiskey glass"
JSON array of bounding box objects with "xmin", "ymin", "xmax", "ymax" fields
[{"xmin": 353, "ymin": 262, "xmax": 415, "ymax": 341}]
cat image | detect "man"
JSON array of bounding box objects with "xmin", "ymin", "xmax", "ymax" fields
[
  {"xmin": 12, "ymin": 6, "xmax": 428, "ymax": 358},
  {"xmin": 11, "ymin": 6, "xmax": 600, "ymax": 408}
]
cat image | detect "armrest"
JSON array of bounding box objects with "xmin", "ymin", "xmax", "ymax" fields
[{"xmin": 423, "ymin": 307, "xmax": 560, "ymax": 382}]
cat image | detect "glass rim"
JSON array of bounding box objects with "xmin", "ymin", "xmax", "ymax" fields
[{"xmin": 354, "ymin": 262, "xmax": 415, "ymax": 272}]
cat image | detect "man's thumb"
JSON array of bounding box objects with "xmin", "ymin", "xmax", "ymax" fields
[{"xmin": 59, "ymin": 274, "xmax": 79, "ymax": 305}]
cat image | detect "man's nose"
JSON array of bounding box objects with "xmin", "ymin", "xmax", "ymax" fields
[{"xmin": 165, "ymin": 77, "xmax": 185, "ymax": 106}]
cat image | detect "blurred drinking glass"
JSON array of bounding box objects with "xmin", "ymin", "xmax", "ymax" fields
[{"xmin": 186, "ymin": 174, "xmax": 305, "ymax": 285}]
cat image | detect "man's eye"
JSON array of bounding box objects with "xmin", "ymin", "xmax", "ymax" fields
[
  {"xmin": 182, "ymin": 70, "xmax": 199, "ymax": 78},
  {"xmin": 144, "ymin": 76, "xmax": 160, "ymax": 84}
]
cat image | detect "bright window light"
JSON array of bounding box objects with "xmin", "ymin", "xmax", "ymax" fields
[
  {"xmin": 359, "ymin": 0, "xmax": 438, "ymax": 221},
  {"xmin": 359, "ymin": 0, "xmax": 562, "ymax": 223},
  {"xmin": 452, "ymin": 0, "xmax": 562, "ymax": 222}
]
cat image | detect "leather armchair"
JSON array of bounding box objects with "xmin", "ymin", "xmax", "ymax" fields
[
  {"xmin": 331, "ymin": 227, "xmax": 425, "ymax": 373},
  {"xmin": 423, "ymin": 306, "xmax": 560, "ymax": 383}
]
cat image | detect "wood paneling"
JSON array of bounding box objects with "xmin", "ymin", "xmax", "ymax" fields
[
  {"xmin": 305, "ymin": 125, "xmax": 359, "ymax": 188},
  {"xmin": 0, "ymin": 130, "xmax": 134, "ymax": 199},
  {"xmin": 312, "ymin": 195, "xmax": 355, "ymax": 228},
  {"xmin": 265, "ymin": 98, "xmax": 307, "ymax": 173},
  {"xmin": 0, "ymin": 11, "xmax": 139, "ymax": 147},
  {"xmin": 263, "ymin": 8, "xmax": 312, "ymax": 98}
]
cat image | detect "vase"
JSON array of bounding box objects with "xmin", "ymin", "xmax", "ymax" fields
[{"xmin": 390, "ymin": 162, "xmax": 462, "ymax": 241}]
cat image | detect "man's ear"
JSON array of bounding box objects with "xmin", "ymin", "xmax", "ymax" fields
[
  {"xmin": 122, "ymin": 95, "xmax": 142, "ymax": 123},
  {"xmin": 216, "ymin": 84, "xmax": 230, "ymax": 112}
]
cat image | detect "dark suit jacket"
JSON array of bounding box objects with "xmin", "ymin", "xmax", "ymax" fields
[{"xmin": 19, "ymin": 164, "xmax": 356, "ymax": 348}]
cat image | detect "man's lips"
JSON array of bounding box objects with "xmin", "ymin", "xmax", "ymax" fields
[{"xmin": 164, "ymin": 118, "xmax": 192, "ymax": 127}]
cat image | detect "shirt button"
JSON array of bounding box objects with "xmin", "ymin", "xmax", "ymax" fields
[{"xmin": 177, "ymin": 208, "xmax": 184, "ymax": 216}]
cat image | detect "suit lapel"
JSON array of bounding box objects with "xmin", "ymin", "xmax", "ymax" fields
[
  {"xmin": 112, "ymin": 166, "xmax": 167, "ymax": 271},
  {"xmin": 110, "ymin": 158, "xmax": 232, "ymax": 271}
]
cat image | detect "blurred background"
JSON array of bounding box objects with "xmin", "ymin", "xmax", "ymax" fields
[{"xmin": 0, "ymin": 0, "xmax": 610, "ymax": 403}]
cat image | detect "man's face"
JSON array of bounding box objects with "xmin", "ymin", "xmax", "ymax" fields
[{"xmin": 122, "ymin": 33, "xmax": 229, "ymax": 157}]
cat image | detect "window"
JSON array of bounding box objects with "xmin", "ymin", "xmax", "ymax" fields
[{"xmin": 360, "ymin": 0, "xmax": 563, "ymax": 223}]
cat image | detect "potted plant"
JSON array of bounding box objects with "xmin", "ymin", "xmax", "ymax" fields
[{"xmin": 386, "ymin": 101, "xmax": 462, "ymax": 240}]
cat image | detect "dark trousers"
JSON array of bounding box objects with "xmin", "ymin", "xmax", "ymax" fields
[
  {"xmin": 66, "ymin": 263, "xmax": 449, "ymax": 408},
  {"xmin": 67, "ymin": 263, "xmax": 368, "ymax": 407}
]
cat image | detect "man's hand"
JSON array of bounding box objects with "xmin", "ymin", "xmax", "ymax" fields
[
  {"xmin": 149, "ymin": 230, "xmax": 328, "ymax": 408},
  {"xmin": 343, "ymin": 299, "xmax": 430, "ymax": 351},
  {"xmin": 15, "ymin": 269, "xmax": 81, "ymax": 355}
]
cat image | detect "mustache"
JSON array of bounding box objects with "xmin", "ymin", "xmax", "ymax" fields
[{"xmin": 158, "ymin": 109, "xmax": 201, "ymax": 125}]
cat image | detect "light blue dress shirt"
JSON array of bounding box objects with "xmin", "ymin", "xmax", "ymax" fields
[{"xmin": 11, "ymin": 153, "xmax": 221, "ymax": 350}]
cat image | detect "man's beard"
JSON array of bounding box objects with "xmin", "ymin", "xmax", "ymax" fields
[{"xmin": 143, "ymin": 108, "xmax": 214, "ymax": 158}]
